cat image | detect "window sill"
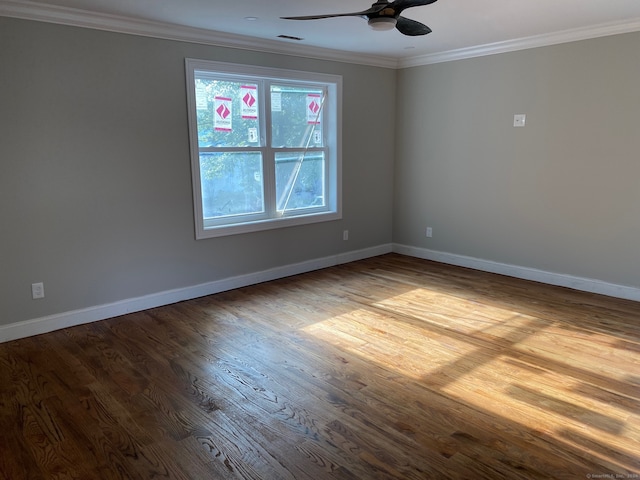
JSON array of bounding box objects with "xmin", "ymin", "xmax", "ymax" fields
[{"xmin": 196, "ymin": 210, "xmax": 342, "ymax": 239}]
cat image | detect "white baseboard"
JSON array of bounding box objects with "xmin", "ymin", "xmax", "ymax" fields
[
  {"xmin": 393, "ymin": 243, "xmax": 640, "ymax": 303},
  {"xmin": 5, "ymin": 242, "xmax": 635, "ymax": 344},
  {"xmin": 0, "ymin": 244, "xmax": 393, "ymax": 343}
]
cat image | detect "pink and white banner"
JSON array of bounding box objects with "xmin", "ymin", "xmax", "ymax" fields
[
  {"xmin": 307, "ymin": 94, "xmax": 322, "ymax": 125},
  {"xmin": 214, "ymin": 96, "xmax": 232, "ymax": 132},
  {"xmin": 241, "ymin": 85, "xmax": 258, "ymax": 119}
]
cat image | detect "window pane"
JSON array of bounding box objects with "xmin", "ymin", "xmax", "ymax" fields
[
  {"xmin": 200, "ymin": 152, "xmax": 264, "ymax": 218},
  {"xmin": 195, "ymin": 77, "xmax": 261, "ymax": 148},
  {"xmin": 276, "ymin": 152, "xmax": 325, "ymax": 212},
  {"xmin": 187, "ymin": 59, "xmax": 341, "ymax": 238},
  {"xmin": 271, "ymin": 85, "xmax": 324, "ymax": 148}
]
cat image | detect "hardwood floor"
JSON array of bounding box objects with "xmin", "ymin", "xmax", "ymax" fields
[{"xmin": 1, "ymin": 253, "xmax": 639, "ymax": 479}]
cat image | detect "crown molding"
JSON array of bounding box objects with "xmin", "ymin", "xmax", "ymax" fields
[
  {"xmin": 2, "ymin": 0, "xmax": 640, "ymax": 70},
  {"xmin": 0, "ymin": 0, "xmax": 399, "ymax": 69},
  {"xmin": 399, "ymin": 17, "xmax": 640, "ymax": 68}
]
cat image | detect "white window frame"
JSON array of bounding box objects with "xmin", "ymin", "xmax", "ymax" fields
[{"xmin": 185, "ymin": 58, "xmax": 342, "ymax": 239}]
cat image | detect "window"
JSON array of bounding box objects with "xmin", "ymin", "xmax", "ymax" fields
[{"xmin": 185, "ymin": 59, "xmax": 342, "ymax": 239}]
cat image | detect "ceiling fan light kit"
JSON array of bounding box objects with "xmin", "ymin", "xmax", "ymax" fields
[
  {"xmin": 368, "ymin": 17, "xmax": 397, "ymax": 31},
  {"xmin": 281, "ymin": 0, "xmax": 438, "ymax": 37}
]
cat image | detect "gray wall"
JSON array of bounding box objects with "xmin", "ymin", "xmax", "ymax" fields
[
  {"xmin": 2, "ymin": 14, "xmax": 638, "ymax": 330},
  {"xmin": 394, "ymin": 32, "xmax": 640, "ymax": 288},
  {"xmin": 0, "ymin": 17, "xmax": 395, "ymax": 326}
]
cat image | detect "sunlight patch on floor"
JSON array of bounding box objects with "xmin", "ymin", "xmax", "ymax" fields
[{"xmin": 299, "ymin": 287, "xmax": 640, "ymax": 474}]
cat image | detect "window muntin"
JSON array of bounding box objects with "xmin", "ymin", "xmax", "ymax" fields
[{"xmin": 186, "ymin": 59, "xmax": 341, "ymax": 239}]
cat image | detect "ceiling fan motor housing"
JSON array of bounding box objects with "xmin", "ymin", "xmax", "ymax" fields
[{"xmin": 368, "ymin": 17, "xmax": 398, "ymax": 31}]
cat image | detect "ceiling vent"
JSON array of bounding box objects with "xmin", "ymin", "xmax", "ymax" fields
[{"xmin": 278, "ymin": 35, "xmax": 304, "ymax": 41}]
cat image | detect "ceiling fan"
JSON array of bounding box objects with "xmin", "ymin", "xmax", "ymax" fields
[{"xmin": 281, "ymin": 0, "xmax": 438, "ymax": 36}]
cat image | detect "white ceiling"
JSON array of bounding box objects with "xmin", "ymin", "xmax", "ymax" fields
[{"xmin": 3, "ymin": 0, "xmax": 640, "ymax": 67}]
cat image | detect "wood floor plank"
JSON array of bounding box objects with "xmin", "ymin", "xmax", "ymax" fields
[{"xmin": 1, "ymin": 253, "xmax": 639, "ymax": 479}]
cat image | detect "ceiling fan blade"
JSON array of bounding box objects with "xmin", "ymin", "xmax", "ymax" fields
[
  {"xmin": 390, "ymin": 0, "xmax": 438, "ymax": 12},
  {"xmin": 281, "ymin": 5, "xmax": 385, "ymax": 21},
  {"xmin": 395, "ymin": 16, "xmax": 432, "ymax": 36}
]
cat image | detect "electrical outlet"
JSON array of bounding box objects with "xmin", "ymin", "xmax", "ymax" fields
[
  {"xmin": 32, "ymin": 282, "xmax": 45, "ymax": 299},
  {"xmin": 343, "ymin": 230, "xmax": 349, "ymax": 241},
  {"xmin": 426, "ymin": 227, "xmax": 433, "ymax": 238}
]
